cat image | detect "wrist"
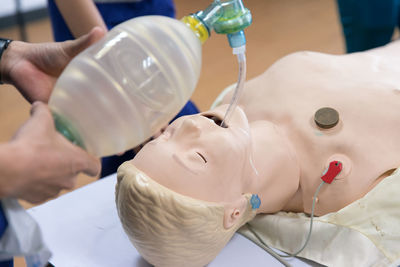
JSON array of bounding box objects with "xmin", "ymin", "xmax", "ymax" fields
[
  {"xmin": 0, "ymin": 38, "xmax": 13, "ymax": 84},
  {"xmin": 0, "ymin": 141, "xmax": 30, "ymax": 199}
]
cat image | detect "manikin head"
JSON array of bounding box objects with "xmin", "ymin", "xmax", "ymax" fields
[
  {"xmin": 133, "ymin": 104, "xmax": 255, "ymax": 205},
  {"xmin": 116, "ymin": 163, "xmax": 256, "ymax": 267},
  {"xmin": 115, "ymin": 104, "xmax": 298, "ymax": 266}
]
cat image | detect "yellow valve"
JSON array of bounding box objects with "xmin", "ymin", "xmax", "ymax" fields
[{"xmin": 181, "ymin": 15, "xmax": 209, "ymax": 44}]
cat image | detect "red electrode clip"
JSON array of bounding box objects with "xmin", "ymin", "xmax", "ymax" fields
[{"xmin": 321, "ymin": 161, "xmax": 342, "ymax": 184}]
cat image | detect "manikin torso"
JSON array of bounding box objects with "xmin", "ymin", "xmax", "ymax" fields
[
  {"xmin": 118, "ymin": 42, "xmax": 400, "ymax": 267},
  {"xmin": 220, "ymin": 41, "xmax": 400, "ymax": 215},
  {"xmin": 132, "ymin": 41, "xmax": 400, "ymax": 218}
]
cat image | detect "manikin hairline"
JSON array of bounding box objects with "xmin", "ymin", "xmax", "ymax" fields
[{"xmin": 128, "ymin": 162, "xmax": 254, "ymax": 216}]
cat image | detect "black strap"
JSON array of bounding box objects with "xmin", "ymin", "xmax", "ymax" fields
[{"xmin": 0, "ymin": 38, "xmax": 13, "ymax": 84}]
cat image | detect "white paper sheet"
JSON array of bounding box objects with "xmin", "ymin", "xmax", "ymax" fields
[{"xmin": 28, "ymin": 174, "xmax": 315, "ymax": 267}]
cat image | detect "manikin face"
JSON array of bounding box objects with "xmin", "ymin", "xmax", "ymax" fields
[{"xmin": 132, "ymin": 105, "xmax": 252, "ymax": 203}]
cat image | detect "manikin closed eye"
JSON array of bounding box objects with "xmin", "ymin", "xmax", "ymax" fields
[{"xmin": 196, "ymin": 152, "xmax": 207, "ymax": 163}]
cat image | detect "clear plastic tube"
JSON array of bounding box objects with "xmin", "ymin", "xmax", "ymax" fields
[{"xmin": 220, "ymin": 48, "xmax": 247, "ymax": 127}]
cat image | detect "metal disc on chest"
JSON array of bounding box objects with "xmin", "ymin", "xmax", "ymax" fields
[{"xmin": 314, "ymin": 107, "xmax": 339, "ymax": 129}]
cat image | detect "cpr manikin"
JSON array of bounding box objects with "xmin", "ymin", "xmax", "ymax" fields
[{"xmin": 115, "ymin": 40, "xmax": 400, "ymax": 267}]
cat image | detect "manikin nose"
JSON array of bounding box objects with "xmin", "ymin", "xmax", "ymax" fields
[{"xmin": 175, "ymin": 118, "xmax": 201, "ymax": 138}]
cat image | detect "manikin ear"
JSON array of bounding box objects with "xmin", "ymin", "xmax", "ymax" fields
[{"xmin": 223, "ymin": 195, "xmax": 248, "ymax": 229}]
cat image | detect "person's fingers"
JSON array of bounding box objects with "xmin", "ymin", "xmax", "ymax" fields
[
  {"xmin": 61, "ymin": 173, "xmax": 78, "ymax": 190},
  {"xmin": 87, "ymin": 26, "xmax": 106, "ymax": 44},
  {"xmin": 71, "ymin": 146, "xmax": 101, "ymax": 177},
  {"xmin": 62, "ymin": 26, "xmax": 106, "ymax": 58},
  {"xmin": 84, "ymin": 153, "xmax": 101, "ymax": 177},
  {"xmin": 30, "ymin": 101, "xmax": 50, "ymax": 115},
  {"xmin": 29, "ymin": 101, "xmax": 54, "ymax": 131},
  {"xmin": 81, "ymin": 154, "xmax": 101, "ymax": 177},
  {"xmin": 30, "ymin": 101, "xmax": 41, "ymax": 114},
  {"xmin": 52, "ymin": 130, "xmax": 101, "ymax": 177}
]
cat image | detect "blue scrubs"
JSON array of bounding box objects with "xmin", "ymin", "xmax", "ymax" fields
[
  {"xmin": 47, "ymin": 0, "xmax": 176, "ymax": 41},
  {"xmin": 0, "ymin": 204, "xmax": 12, "ymax": 267},
  {"xmin": 337, "ymin": 0, "xmax": 400, "ymax": 52},
  {"xmin": 47, "ymin": 0, "xmax": 199, "ymax": 177}
]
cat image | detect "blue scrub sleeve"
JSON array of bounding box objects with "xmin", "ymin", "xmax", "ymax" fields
[
  {"xmin": 95, "ymin": 0, "xmax": 175, "ymax": 29},
  {"xmin": 0, "ymin": 204, "xmax": 13, "ymax": 267}
]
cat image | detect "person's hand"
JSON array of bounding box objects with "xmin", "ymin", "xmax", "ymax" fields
[
  {"xmin": 0, "ymin": 27, "xmax": 105, "ymax": 103},
  {"xmin": 5, "ymin": 102, "xmax": 101, "ymax": 203}
]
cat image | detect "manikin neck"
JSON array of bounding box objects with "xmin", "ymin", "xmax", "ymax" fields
[{"xmin": 245, "ymin": 120, "xmax": 301, "ymax": 214}]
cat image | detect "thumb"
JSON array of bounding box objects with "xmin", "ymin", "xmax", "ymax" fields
[
  {"xmin": 12, "ymin": 101, "xmax": 54, "ymax": 140},
  {"xmin": 29, "ymin": 101, "xmax": 54, "ymax": 130},
  {"xmin": 62, "ymin": 26, "xmax": 106, "ymax": 58},
  {"xmin": 30, "ymin": 101, "xmax": 46, "ymax": 115}
]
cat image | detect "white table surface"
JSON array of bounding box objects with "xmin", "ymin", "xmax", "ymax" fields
[{"xmin": 28, "ymin": 174, "xmax": 313, "ymax": 267}]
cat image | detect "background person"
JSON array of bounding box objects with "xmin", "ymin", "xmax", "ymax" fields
[{"xmin": 336, "ymin": 0, "xmax": 400, "ymax": 52}]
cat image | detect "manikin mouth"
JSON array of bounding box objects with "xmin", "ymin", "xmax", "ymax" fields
[{"xmin": 202, "ymin": 114, "xmax": 228, "ymax": 128}]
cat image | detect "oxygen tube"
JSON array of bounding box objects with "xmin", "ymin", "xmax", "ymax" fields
[
  {"xmin": 221, "ymin": 46, "xmax": 246, "ymax": 127},
  {"xmin": 181, "ymin": 0, "xmax": 252, "ymax": 127}
]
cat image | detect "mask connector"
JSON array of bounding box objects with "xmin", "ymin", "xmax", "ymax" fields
[{"xmin": 182, "ymin": 0, "xmax": 252, "ymax": 48}]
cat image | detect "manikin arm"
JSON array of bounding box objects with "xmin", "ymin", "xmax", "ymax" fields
[{"xmin": 54, "ymin": 0, "xmax": 108, "ymax": 38}]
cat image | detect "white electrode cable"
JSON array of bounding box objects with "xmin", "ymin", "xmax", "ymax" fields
[{"xmin": 246, "ymin": 181, "xmax": 326, "ymax": 267}]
